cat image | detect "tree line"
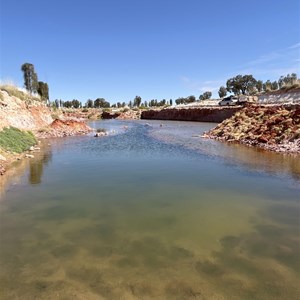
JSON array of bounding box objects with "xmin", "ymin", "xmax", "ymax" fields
[
  {"xmin": 218, "ymin": 73, "xmax": 298, "ymax": 98},
  {"xmin": 20, "ymin": 63, "xmax": 298, "ymax": 108}
]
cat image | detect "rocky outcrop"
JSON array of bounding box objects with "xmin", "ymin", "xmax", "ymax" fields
[
  {"xmin": 36, "ymin": 119, "xmax": 92, "ymax": 138},
  {"xmin": 204, "ymin": 104, "xmax": 300, "ymax": 153},
  {"xmin": 0, "ymin": 89, "xmax": 53, "ymax": 130},
  {"xmin": 141, "ymin": 107, "xmax": 242, "ymax": 123}
]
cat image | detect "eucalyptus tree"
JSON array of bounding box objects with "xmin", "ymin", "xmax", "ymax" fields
[
  {"xmin": 21, "ymin": 63, "xmax": 39, "ymax": 94},
  {"xmin": 218, "ymin": 86, "xmax": 227, "ymax": 98},
  {"xmin": 37, "ymin": 81, "xmax": 49, "ymax": 101}
]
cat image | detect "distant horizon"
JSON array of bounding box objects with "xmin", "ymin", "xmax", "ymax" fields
[{"xmin": 1, "ymin": 0, "xmax": 299, "ymax": 103}]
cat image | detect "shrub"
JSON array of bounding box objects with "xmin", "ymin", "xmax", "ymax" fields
[
  {"xmin": 0, "ymin": 127, "xmax": 37, "ymax": 153},
  {"xmin": 51, "ymin": 113, "xmax": 60, "ymax": 120},
  {"xmin": 96, "ymin": 128, "xmax": 107, "ymax": 133}
]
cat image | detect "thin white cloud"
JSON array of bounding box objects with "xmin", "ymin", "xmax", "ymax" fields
[
  {"xmin": 287, "ymin": 42, "xmax": 300, "ymax": 50},
  {"xmin": 179, "ymin": 76, "xmax": 225, "ymax": 96},
  {"xmin": 179, "ymin": 43, "xmax": 300, "ymax": 98},
  {"xmin": 246, "ymin": 52, "xmax": 283, "ymax": 66}
]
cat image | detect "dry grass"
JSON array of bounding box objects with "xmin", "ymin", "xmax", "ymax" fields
[{"xmin": 0, "ymin": 84, "xmax": 40, "ymax": 102}]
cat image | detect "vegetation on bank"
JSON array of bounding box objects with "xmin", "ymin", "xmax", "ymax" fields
[
  {"xmin": 4, "ymin": 63, "xmax": 299, "ymax": 110},
  {"xmin": 50, "ymin": 73, "xmax": 299, "ymax": 109},
  {"xmin": 0, "ymin": 127, "xmax": 37, "ymax": 153},
  {"xmin": 0, "ymin": 84, "xmax": 40, "ymax": 102},
  {"xmin": 21, "ymin": 63, "xmax": 49, "ymax": 102}
]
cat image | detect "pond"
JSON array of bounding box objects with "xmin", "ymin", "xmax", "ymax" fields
[{"xmin": 0, "ymin": 120, "xmax": 299, "ymax": 299}]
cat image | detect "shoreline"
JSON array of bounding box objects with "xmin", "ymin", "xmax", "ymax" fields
[
  {"xmin": 202, "ymin": 104, "xmax": 300, "ymax": 154},
  {"xmin": 1, "ymin": 102, "xmax": 299, "ymax": 177}
]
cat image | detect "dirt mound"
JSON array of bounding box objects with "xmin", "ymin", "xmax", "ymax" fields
[
  {"xmin": 36, "ymin": 119, "xmax": 92, "ymax": 138},
  {"xmin": 204, "ymin": 104, "xmax": 300, "ymax": 153}
]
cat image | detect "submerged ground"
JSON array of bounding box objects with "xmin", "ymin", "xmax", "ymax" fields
[{"xmin": 0, "ymin": 120, "xmax": 299, "ymax": 299}]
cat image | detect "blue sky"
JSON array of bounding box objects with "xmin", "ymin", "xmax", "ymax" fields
[{"xmin": 1, "ymin": 0, "xmax": 299, "ymax": 104}]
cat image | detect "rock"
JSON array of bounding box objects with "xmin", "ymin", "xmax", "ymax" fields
[
  {"xmin": 25, "ymin": 154, "xmax": 34, "ymax": 158},
  {"xmin": 29, "ymin": 146, "xmax": 35, "ymax": 151},
  {"xmin": 258, "ymin": 136, "xmax": 268, "ymax": 143},
  {"xmin": 205, "ymin": 104, "xmax": 300, "ymax": 153},
  {"xmin": 0, "ymin": 164, "xmax": 5, "ymax": 175},
  {"xmin": 0, "ymin": 154, "xmax": 7, "ymax": 161},
  {"xmin": 94, "ymin": 132, "xmax": 105, "ymax": 137}
]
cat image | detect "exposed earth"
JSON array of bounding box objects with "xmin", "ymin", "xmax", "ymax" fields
[
  {"xmin": 203, "ymin": 104, "xmax": 300, "ymax": 153},
  {"xmin": 1, "ymin": 85, "xmax": 300, "ymax": 176}
]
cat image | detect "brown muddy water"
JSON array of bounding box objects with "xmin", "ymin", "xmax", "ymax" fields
[{"xmin": 0, "ymin": 120, "xmax": 299, "ymax": 299}]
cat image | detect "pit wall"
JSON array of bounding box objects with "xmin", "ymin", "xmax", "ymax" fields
[
  {"xmin": 258, "ymin": 88, "xmax": 300, "ymax": 104},
  {"xmin": 141, "ymin": 107, "xmax": 242, "ymax": 123}
]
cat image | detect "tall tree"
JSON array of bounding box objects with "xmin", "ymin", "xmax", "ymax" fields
[
  {"xmin": 94, "ymin": 98, "xmax": 110, "ymax": 108},
  {"xmin": 86, "ymin": 99, "xmax": 94, "ymax": 108},
  {"xmin": 256, "ymin": 80, "xmax": 263, "ymax": 92},
  {"xmin": 37, "ymin": 81, "xmax": 49, "ymax": 101},
  {"xmin": 133, "ymin": 95, "xmax": 142, "ymax": 107},
  {"xmin": 271, "ymin": 81, "xmax": 278, "ymax": 90},
  {"xmin": 21, "ymin": 63, "xmax": 38, "ymax": 94},
  {"xmin": 218, "ymin": 86, "xmax": 227, "ymax": 98},
  {"xmin": 263, "ymin": 80, "xmax": 272, "ymax": 92},
  {"xmin": 199, "ymin": 91, "xmax": 212, "ymax": 100}
]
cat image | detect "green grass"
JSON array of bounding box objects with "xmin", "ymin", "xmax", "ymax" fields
[{"xmin": 0, "ymin": 127, "xmax": 37, "ymax": 153}]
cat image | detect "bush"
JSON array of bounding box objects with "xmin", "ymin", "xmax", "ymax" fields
[
  {"xmin": 51, "ymin": 113, "xmax": 60, "ymax": 120},
  {"xmin": 0, "ymin": 127, "xmax": 37, "ymax": 153},
  {"xmin": 96, "ymin": 128, "xmax": 107, "ymax": 133}
]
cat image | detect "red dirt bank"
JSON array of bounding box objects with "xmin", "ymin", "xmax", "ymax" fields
[
  {"xmin": 35, "ymin": 119, "xmax": 92, "ymax": 138},
  {"xmin": 204, "ymin": 104, "xmax": 300, "ymax": 153}
]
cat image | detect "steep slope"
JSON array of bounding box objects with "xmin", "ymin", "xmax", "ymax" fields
[
  {"xmin": 204, "ymin": 104, "xmax": 300, "ymax": 153},
  {"xmin": 0, "ymin": 88, "xmax": 53, "ymax": 130}
]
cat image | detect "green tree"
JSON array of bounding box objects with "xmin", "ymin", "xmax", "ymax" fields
[
  {"xmin": 63, "ymin": 101, "xmax": 72, "ymax": 108},
  {"xmin": 226, "ymin": 74, "xmax": 257, "ymax": 95},
  {"xmin": 280, "ymin": 73, "xmax": 297, "ymax": 86},
  {"xmin": 218, "ymin": 86, "xmax": 227, "ymax": 98},
  {"xmin": 21, "ymin": 63, "xmax": 39, "ymax": 94},
  {"xmin": 37, "ymin": 81, "xmax": 49, "ymax": 102},
  {"xmin": 186, "ymin": 95, "xmax": 196, "ymax": 103},
  {"xmin": 133, "ymin": 95, "xmax": 142, "ymax": 107},
  {"xmin": 199, "ymin": 91, "xmax": 212, "ymax": 100},
  {"xmin": 71, "ymin": 99, "xmax": 81, "ymax": 108},
  {"xmin": 94, "ymin": 98, "xmax": 110, "ymax": 108},
  {"xmin": 271, "ymin": 81, "xmax": 278, "ymax": 90},
  {"xmin": 263, "ymin": 80, "xmax": 272, "ymax": 92},
  {"xmin": 86, "ymin": 99, "xmax": 93, "ymax": 108},
  {"xmin": 256, "ymin": 80, "xmax": 263, "ymax": 92}
]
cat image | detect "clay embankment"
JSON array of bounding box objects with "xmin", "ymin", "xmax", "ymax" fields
[
  {"xmin": 204, "ymin": 104, "xmax": 300, "ymax": 153},
  {"xmin": 0, "ymin": 88, "xmax": 92, "ymax": 136},
  {"xmin": 0, "ymin": 87, "xmax": 92, "ymax": 175},
  {"xmin": 102, "ymin": 109, "xmax": 141, "ymax": 120},
  {"xmin": 141, "ymin": 106, "xmax": 242, "ymax": 123}
]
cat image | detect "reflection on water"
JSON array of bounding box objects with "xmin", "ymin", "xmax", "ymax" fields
[
  {"xmin": 29, "ymin": 145, "xmax": 52, "ymax": 184},
  {"xmin": 148, "ymin": 120, "xmax": 300, "ymax": 181},
  {"xmin": 0, "ymin": 120, "xmax": 299, "ymax": 299}
]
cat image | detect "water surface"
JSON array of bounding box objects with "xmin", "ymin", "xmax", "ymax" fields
[{"xmin": 0, "ymin": 120, "xmax": 299, "ymax": 299}]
